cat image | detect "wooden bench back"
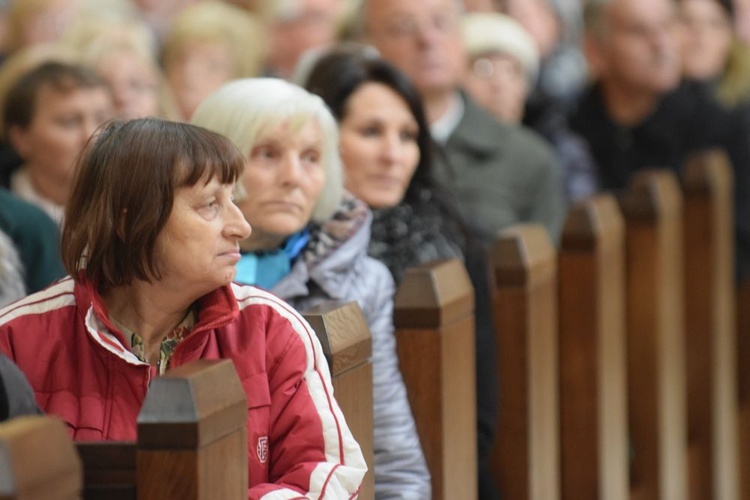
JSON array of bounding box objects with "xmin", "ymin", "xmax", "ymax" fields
[
  {"xmin": 302, "ymin": 301, "xmax": 374, "ymax": 500},
  {"xmin": 619, "ymin": 170, "xmax": 687, "ymax": 500},
  {"xmin": 681, "ymin": 150, "xmax": 739, "ymax": 500},
  {"xmin": 490, "ymin": 224, "xmax": 559, "ymax": 500},
  {"xmin": 558, "ymin": 194, "xmax": 628, "ymax": 500},
  {"xmin": 737, "ymin": 278, "xmax": 750, "ymax": 500},
  {"xmin": 394, "ymin": 258, "xmax": 477, "ymax": 500},
  {"xmin": 78, "ymin": 358, "xmax": 247, "ymax": 500},
  {"xmin": 0, "ymin": 416, "xmax": 81, "ymax": 500}
]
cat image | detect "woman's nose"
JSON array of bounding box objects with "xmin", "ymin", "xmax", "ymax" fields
[
  {"xmin": 279, "ymin": 154, "xmax": 304, "ymax": 184},
  {"xmin": 227, "ymin": 203, "xmax": 252, "ymax": 240},
  {"xmin": 381, "ymin": 133, "xmax": 404, "ymax": 163}
]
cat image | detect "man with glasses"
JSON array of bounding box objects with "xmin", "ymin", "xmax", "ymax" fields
[{"xmin": 356, "ymin": 0, "xmax": 566, "ymax": 249}]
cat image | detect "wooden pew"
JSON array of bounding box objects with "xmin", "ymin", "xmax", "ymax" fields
[
  {"xmin": 737, "ymin": 279, "xmax": 750, "ymax": 500},
  {"xmin": 302, "ymin": 301, "xmax": 374, "ymax": 500},
  {"xmin": 78, "ymin": 358, "xmax": 247, "ymax": 499},
  {"xmin": 393, "ymin": 259, "xmax": 477, "ymax": 500},
  {"xmin": 0, "ymin": 416, "xmax": 81, "ymax": 499},
  {"xmin": 490, "ymin": 224, "xmax": 560, "ymax": 500},
  {"xmin": 618, "ymin": 170, "xmax": 687, "ymax": 500},
  {"xmin": 681, "ymin": 151, "xmax": 739, "ymax": 500},
  {"xmin": 558, "ymin": 195, "xmax": 629, "ymax": 500}
]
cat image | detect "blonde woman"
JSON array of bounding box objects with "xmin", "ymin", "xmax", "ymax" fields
[
  {"xmin": 162, "ymin": 1, "xmax": 266, "ymax": 121},
  {"xmin": 62, "ymin": 15, "xmax": 178, "ymax": 120}
]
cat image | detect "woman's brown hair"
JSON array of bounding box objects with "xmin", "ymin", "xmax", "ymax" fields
[{"xmin": 61, "ymin": 117, "xmax": 245, "ymax": 292}]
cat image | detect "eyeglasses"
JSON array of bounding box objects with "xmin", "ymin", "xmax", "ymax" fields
[{"xmin": 471, "ymin": 55, "xmax": 525, "ymax": 81}]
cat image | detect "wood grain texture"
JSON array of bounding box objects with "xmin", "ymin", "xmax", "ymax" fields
[
  {"xmin": 559, "ymin": 194, "xmax": 628, "ymax": 500},
  {"xmin": 77, "ymin": 441, "xmax": 135, "ymax": 500},
  {"xmin": 619, "ymin": 170, "xmax": 687, "ymax": 500},
  {"xmin": 303, "ymin": 302, "xmax": 374, "ymax": 500},
  {"xmin": 490, "ymin": 224, "xmax": 560, "ymax": 500},
  {"xmin": 736, "ymin": 279, "xmax": 750, "ymax": 500},
  {"xmin": 0, "ymin": 416, "xmax": 81, "ymax": 500},
  {"xmin": 394, "ymin": 259, "xmax": 477, "ymax": 500},
  {"xmin": 136, "ymin": 359, "xmax": 248, "ymax": 499},
  {"xmin": 682, "ymin": 150, "xmax": 738, "ymax": 500}
]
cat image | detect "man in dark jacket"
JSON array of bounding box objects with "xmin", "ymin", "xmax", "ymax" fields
[{"xmin": 571, "ymin": 0, "xmax": 750, "ymax": 282}]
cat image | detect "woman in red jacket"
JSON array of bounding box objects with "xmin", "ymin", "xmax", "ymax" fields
[{"xmin": 0, "ymin": 117, "xmax": 366, "ymax": 499}]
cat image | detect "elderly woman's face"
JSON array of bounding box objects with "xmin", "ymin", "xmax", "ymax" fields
[
  {"xmin": 464, "ymin": 52, "xmax": 529, "ymax": 124},
  {"xmin": 154, "ymin": 175, "xmax": 251, "ymax": 293},
  {"xmin": 338, "ymin": 82, "xmax": 420, "ymax": 209},
  {"xmin": 237, "ymin": 119, "xmax": 325, "ymax": 251}
]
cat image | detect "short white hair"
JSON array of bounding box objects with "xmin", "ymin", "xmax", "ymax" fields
[
  {"xmin": 462, "ymin": 12, "xmax": 540, "ymax": 83},
  {"xmin": 191, "ymin": 78, "xmax": 343, "ymax": 223}
]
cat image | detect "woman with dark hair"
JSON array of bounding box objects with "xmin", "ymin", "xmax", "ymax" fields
[
  {"xmin": 302, "ymin": 45, "xmax": 500, "ymax": 500},
  {"xmin": 0, "ymin": 117, "xmax": 366, "ymax": 498},
  {"xmin": 303, "ymin": 45, "xmax": 468, "ymax": 280}
]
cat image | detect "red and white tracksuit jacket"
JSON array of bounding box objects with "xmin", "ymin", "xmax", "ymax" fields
[{"xmin": 0, "ymin": 277, "xmax": 366, "ymax": 499}]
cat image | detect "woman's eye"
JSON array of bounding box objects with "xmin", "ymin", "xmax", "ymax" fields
[
  {"xmin": 359, "ymin": 126, "xmax": 380, "ymax": 137},
  {"xmin": 253, "ymin": 146, "xmax": 277, "ymax": 159},
  {"xmin": 302, "ymin": 150, "xmax": 321, "ymax": 164},
  {"xmin": 401, "ymin": 129, "xmax": 419, "ymax": 142}
]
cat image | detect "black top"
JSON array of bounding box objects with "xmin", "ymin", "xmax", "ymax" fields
[{"xmin": 571, "ymin": 80, "xmax": 750, "ymax": 282}]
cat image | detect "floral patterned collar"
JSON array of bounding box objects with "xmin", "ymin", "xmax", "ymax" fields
[{"xmin": 110, "ymin": 306, "xmax": 197, "ymax": 376}]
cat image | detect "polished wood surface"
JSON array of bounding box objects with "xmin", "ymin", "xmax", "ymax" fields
[
  {"xmin": 303, "ymin": 301, "xmax": 374, "ymax": 500},
  {"xmin": 136, "ymin": 359, "xmax": 247, "ymax": 499},
  {"xmin": 737, "ymin": 279, "xmax": 750, "ymax": 500},
  {"xmin": 681, "ymin": 151, "xmax": 738, "ymax": 500},
  {"xmin": 619, "ymin": 170, "xmax": 687, "ymax": 500},
  {"xmin": 0, "ymin": 416, "xmax": 81, "ymax": 500},
  {"xmin": 394, "ymin": 259, "xmax": 477, "ymax": 500},
  {"xmin": 559, "ymin": 194, "xmax": 628, "ymax": 500},
  {"xmin": 77, "ymin": 359, "xmax": 247, "ymax": 500},
  {"xmin": 491, "ymin": 224, "xmax": 560, "ymax": 500}
]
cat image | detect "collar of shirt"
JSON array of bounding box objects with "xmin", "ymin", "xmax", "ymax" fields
[
  {"xmin": 111, "ymin": 306, "xmax": 198, "ymax": 376},
  {"xmin": 430, "ymin": 91, "xmax": 464, "ymax": 144}
]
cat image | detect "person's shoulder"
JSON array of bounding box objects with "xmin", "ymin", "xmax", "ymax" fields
[
  {"xmin": 232, "ymin": 282, "xmax": 294, "ymax": 312},
  {"xmin": 231, "ymin": 282, "xmax": 317, "ymax": 329},
  {"xmin": 0, "ymin": 278, "xmax": 75, "ymax": 328},
  {"xmin": 0, "ymin": 187, "xmax": 57, "ymax": 232}
]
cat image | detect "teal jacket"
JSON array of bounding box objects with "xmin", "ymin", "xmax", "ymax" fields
[{"xmin": 0, "ymin": 188, "xmax": 65, "ymax": 293}]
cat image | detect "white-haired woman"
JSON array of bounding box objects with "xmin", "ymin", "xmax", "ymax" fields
[{"xmin": 192, "ymin": 78, "xmax": 431, "ymax": 499}]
